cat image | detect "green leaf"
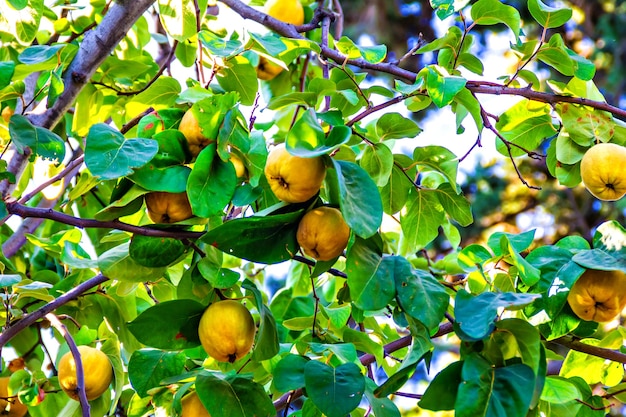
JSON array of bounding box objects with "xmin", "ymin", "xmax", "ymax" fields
[
  {"xmin": 456, "ymin": 354, "xmax": 535, "ymax": 417},
  {"xmin": 187, "ymin": 144, "xmax": 237, "ymax": 217},
  {"xmin": 216, "ymin": 56, "xmax": 258, "ymax": 106},
  {"xmin": 273, "ymin": 354, "xmax": 309, "ymax": 392},
  {"xmin": 495, "ymin": 100, "xmax": 556, "ymax": 157},
  {"xmin": 130, "ymin": 164, "xmax": 191, "ymax": 193},
  {"xmin": 129, "ymin": 234, "xmax": 187, "ymax": 268},
  {"xmin": 335, "ymin": 36, "xmax": 387, "ymax": 63},
  {"xmin": 593, "ymin": 221, "xmax": 626, "ymax": 252},
  {"xmin": 158, "ymin": 0, "xmax": 197, "ymax": 41},
  {"xmin": 380, "ymin": 158, "xmax": 412, "ymax": 214},
  {"xmin": 0, "ymin": 0, "xmax": 44, "ymax": 44},
  {"xmin": 201, "ymin": 210, "xmax": 302, "ymax": 264},
  {"xmin": 360, "ymin": 143, "xmax": 394, "ymax": 187},
  {"xmin": 426, "ymin": 67, "xmax": 467, "ymax": 108},
  {"xmin": 540, "ymin": 376, "xmax": 580, "ymax": 404},
  {"xmin": 419, "ymin": 360, "xmax": 463, "ymax": 411},
  {"xmin": 85, "ymin": 124, "xmax": 158, "ymax": 180},
  {"xmin": 560, "ymin": 334, "xmax": 624, "ymax": 386},
  {"xmin": 571, "ymin": 249, "xmax": 626, "ymax": 273},
  {"xmin": 413, "ymin": 145, "xmax": 459, "ymax": 185},
  {"xmin": 18, "ymin": 44, "xmax": 65, "ymax": 65},
  {"xmin": 528, "ymin": 0, "xmax": 573, "ymax": 29},
  {"xmin": 333, "ymin": 160, "xmax": 383, "ymax": 239},
  {"xmin": 470, "ymin": 0, "xmax": 521, "ymax": 41},
  {"xmin": 364, "ymin": 379, "xmax": 401, "ymax": 417},
  {"xmin": 127, "ymin": 77, "xmax": 182, "ymax": 113},
  {"xmin": 375, "ymin": 112, "xmax": 422, "ymax": 140},
  {"xmin": 488, "ymin": 229, "xmax": 536, "ymax": 256},
  {"xmin": 286, "ymin": 109, "xmax": 351, "ymax": 157},
  {"xmin": 128, "ymin": 349, "xmax": 186, "ymax": 397},
  {"xmin": 243, "ymin": 280, "xmax": 279, "ymax": 361},
  {"xmin": 393, "ymin": 257, "xmax": 449, "ymax": 330},
  {"xmin": 0, "ymin": 274, "xmax": 22, "ymax": 288},
  {"xmin": 345, "ymin": 236, "xmax": 396, "ymax": 311},
  {"xmin": 494, "ymin": 319, "xmax": 542, "ymax": 373},
  {"xmin": 127, "ymin": 299, "xmax": 205, "ymax": 350},
  {"xmin": 9, "ymin": 114, "xmax": 65, "ymax": 162},
  {"xmin": 435, "ymin": 183, "xmax": 473, "ymax": 226},
  {"xmin": 400, "ymin": 189, "xmax": 445, "ymax": 253},
  {"xmin": 98, "ymin": 242, "xmax": 167, "ymax": 283},
  {"xmin": 304, "ymin": 361, "xmax": 365, "ymax": 417},
  {"xmin": 454, "ymin": 290, "xmax": 540, "ymax": 341},
  {"xmin": 196, "ymin": 373, "xmax": 275, "ymax": 417},
  {"xmin": 198, "ymin": 30, "xmax": 243, "ymax": 56}
]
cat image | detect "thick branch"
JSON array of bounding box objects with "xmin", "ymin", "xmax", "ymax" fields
[
  {"xmin": 553, "ymin": 336, "xmax": 626, "ymax": 364},
  {"xmin": 4, "ymin": 200, "xmax": 204, "ymax": 240},
  {"xmin": 0, "ymin": 274, "xmax": 109, "ymax": 350}
]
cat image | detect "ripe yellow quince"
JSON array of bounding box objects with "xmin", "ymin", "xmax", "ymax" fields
[
  {"xmin": 179, "ymin": 109, "xmax": 213, "ymax": 157},
  {"xmin": 198, "ymin": 300, "xmax": 256, "ymax": 363},
  {"xmin": 58, "ymin": 345, "xmax": 113, "ymax": 401},
  {"xmin": 230, "ymin": 153, "xmax": 248, "ymax": 181},
  {"xmin": 580, "ymin": 142, "xmax": 626, "ymax": 201},
  {"xmin": 567, "ymin": 268, "xmax": 626, "ymax": 322},
  {"xmin": 297, "ymin": 206, "xmax": 351, "ymax": 261},
  {"xmin": 181, "ymin": 392, "xmax": 210, "ymax": 417},
  {"xmin": 0, "ymin": 377, "xmax": 28, "ymax": 417},
  {"xmin": 264, "ymin": 143, "xmax": 326, "ymax": 203},
  {"xmin": 256, "ymin": 56, "xmax": 284, "ymax": 81},
  {"xmin": 265, "ymin": 0, "xmax": 304, "ymax": 26},
  {"xmin": 145, "ymin": 191, "xmax": 193, "ymax": 224}
]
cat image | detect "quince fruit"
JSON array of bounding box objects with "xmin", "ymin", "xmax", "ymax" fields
[
  {"xmin": 230, "ymin": 153, "xmax": 248, "ymax": 181},
  {"xmin": 567, "ymin": 268, "xmax": 626, "ymax": 322},
  {"xmin": 179, "ymin": 109, "xmax": 212, "ymax": 157},
  {"xmin": 264, "ymin": 143, "xmax": 326, "ymax": 203},
  {"xmin": 256, "ymin": 57, "xmax": 284, "ymax": 81},
  {"xmin": 0, "ymin": 377, "xmax": 28, "ymax": 417},
  {"xmin": 198, "ymin": 300, "xmax": 256, "ymax": 363},
  {"xmin": 181, "ymin": 392, "xmax": 210, "ymax": 417},
  {"xmin": 58, "ymin": 345, "xmax": 113, "ymax": 401},
  {"xmin": 265, "ymin": 0, "xmax": 304, "ymax": 25},
  {"xmin": 580, "ymin": 142, "xmax": 626, "ymax": 201},
  {"xmin": 297, "ymin": 206, "xmax": 350, "ymax": 261},
  {"xmin": 145, "ymin": 191, "xmax": 193, "ymax": 223}
]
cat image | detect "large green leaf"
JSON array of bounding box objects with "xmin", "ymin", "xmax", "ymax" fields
[
  {"xmin": 470, "ymin": 0, "xmax": 521, "ymax": 41},
  {"xmin": 435, "ymin": 183, "xmax": 473, "ymax": 226},
  {"xmin": 129, "ymin": 234, "xmax": 187, "ymax": 268},
  {"xmin": 454, "ymin": 290, "xmax": 540, "ymax": 341},
  {"xmin": 375, "ymin": 112, "xmax": 422, "ymax": 140},
  {"xmin": 345, "ymin": 236, "xmax": 396, "ymax": 311},
  {"xmin": 333, "ymin": 160, "xmax": 383, "ymax": 238},
  {"xmin": 0, "ymin": 0, "xmax": 43, "ymax": 44},
  {"xmin": 426, "ymin": 67, "xmax": 467, "ymax": 108},
  {"xmin": 400, "ymin": 189, "xmax": 445, "ymax": 253},
  {"xmin": 85, "ymin": 124, "xmax": 158, "ymax": 180},
  {"xmin": 393, "ymin": 257, "xmax": 449, "ymax": 330},
  {"xmin": 200, "ymin": 210, "xmax": 302, "ymax": 264},
  {"xmin": 571, "ymin": 249, "xmax": 626, "ymax": 273},
  {"xmin": 98, "ymin": 242, "xmax": 167, "ymax": 283},
  {"xmin": 364, "ymin": 379, "xmax": 401, "ymax": 417},
  {"xmin": 9, "ymin": 114, "xmax": 65, "ymax": 163},
  {"xmin": 195, "ymin": 373, "xmax": 275, "ymax": 417},
  {"xmin": 187, "ymin": 144, "xmax": 237, "ymax": 218},
  {"xmin": 304, "ymin": 361, "xmax": 365, "ymax": 417},
  {"xmin": 273, "ymin": 354, "xmax": 309, "ymax": 392},
  {"xmin": 243, "ymin": 280, "xmax": 279, "ymax": 361},
  {"xmin": 286, "ymin": 109, "xmax": 351, "ymax": 157},
  {"xmin": 128, "ymin": 349, "xmax": 186, "ymax": 397},
  {"xmin": 456, "ymin": 354, "xmax": 535, "ymax": 417},
  {"xmin": 216, "ymin": 56, "xmax": 258, "ymax": 106},
  {"xmin": 419, "ymin": 360, "xmax": 463, "ymax": 411},
  {"xmin": 360, "ymin": 143, "xmax": 394, "ymax": 187},
  {"xmin": 528, "ymin": 0, "xmax": 572, "ymax": 28},
  {"xmin": 158, "ymin": 0, "xmax": 198, "ymax": 41}
]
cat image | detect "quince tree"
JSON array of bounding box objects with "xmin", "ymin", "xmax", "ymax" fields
[{"xmin": 0, "ymin": 1, "xmax": 625, "ymax": 417}]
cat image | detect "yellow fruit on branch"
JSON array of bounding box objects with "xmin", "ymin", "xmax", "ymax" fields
[
  {"xmin": 567, "ymin": 268, "xmax": 626, "ymax": 322},
  {"xmin": 230, "ymin": 153, "xmax": 248, "ymax": 180},
  {"xmin": 580, "ymin": 142, "xmax": 626, "ymax": 201},
  {"xmin": 198, "ymin": 300, "xmax": 256, "ymax": 363},
  {"xmin": 264, "ymin": 143, "xmax": 326, "ymax": 203},
  {"xmin": 297, "ymin": 206, "xmax": 351, "ymax": 261},
  {"xmin": 58, "ymin": 346, "xmax": 113, "ymax": 401},
  {"xmin": 145, "ymin": 191, "xmax": 193, "ymax": 223},
  {"xmin": 256, "ymin": 56, "xmax": 284, "ymax": 81},
  {"xmin": 181, "ymin": 392, "xmax": 211, "ymax": 417},
  {"xmin": 0, "ymin": 376, "xmax": 28, "ymax": 417},
  {"xmin": 265, "ymin": 0, "xmax": 304, "ymax": 26},
  {"xmin": 179, "ymin": 110, "xmax": 213, "ymax": 157}
]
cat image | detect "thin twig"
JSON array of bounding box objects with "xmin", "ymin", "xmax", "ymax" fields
[{"xmin": 45, "ymin": 313, "xmax": 91, "ymax": 417}]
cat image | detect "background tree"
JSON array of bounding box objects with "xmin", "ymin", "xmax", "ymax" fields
[{"xmin": 0, "ymin": 1, "xmax": 625, "ymax": 417}]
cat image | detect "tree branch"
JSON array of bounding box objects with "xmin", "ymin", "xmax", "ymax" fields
[
  {"xmin": 4, "ymin": 199, "xmax": 204, "ymax": 240},
  {"xmin": 0, "ymin": 274, "xmax": 109, "ymax": 351},
  {"xmin": 553, "ymin": 336, "xmax": 626, "ymax": 364}
]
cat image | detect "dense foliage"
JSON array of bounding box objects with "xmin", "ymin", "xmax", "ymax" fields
[{"xmin": 0, "ymin": 0, "xmax": 626, "ymax": 416}]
